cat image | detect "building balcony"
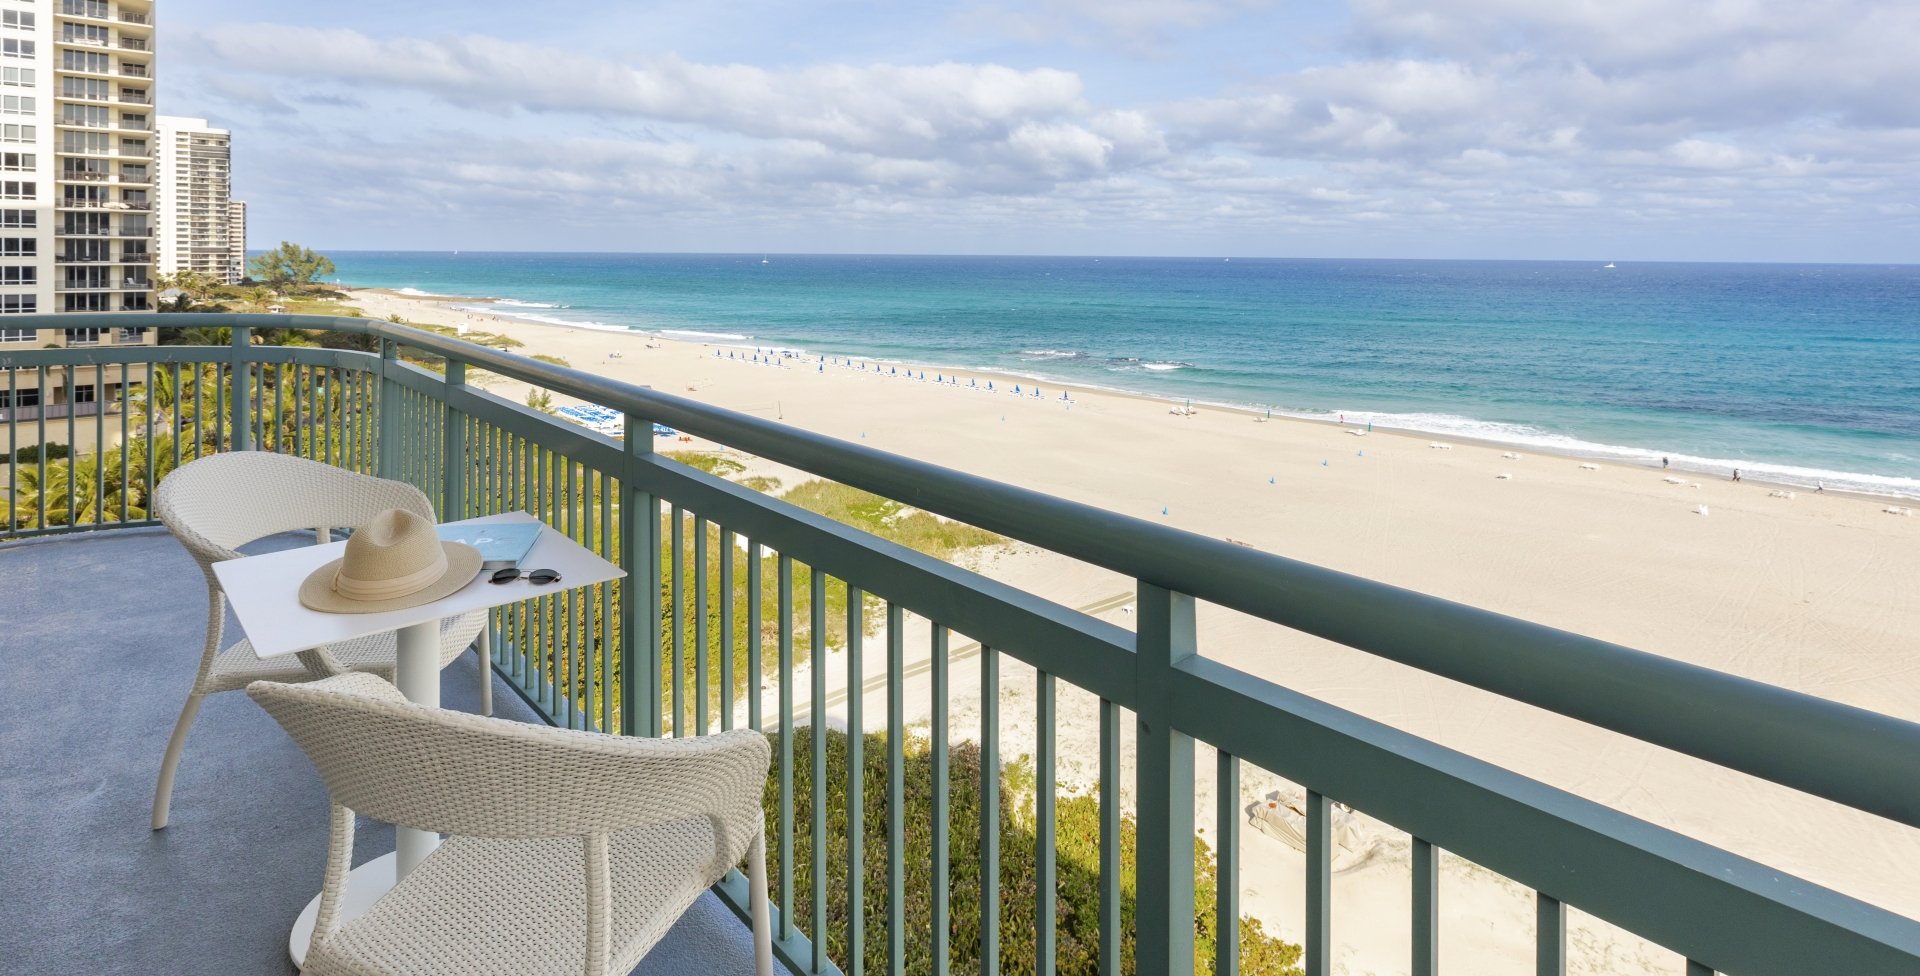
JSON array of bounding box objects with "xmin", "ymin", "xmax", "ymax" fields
[{"xmin": 1, "ymin": 313, "xmax": 1917, "ymax": 976}]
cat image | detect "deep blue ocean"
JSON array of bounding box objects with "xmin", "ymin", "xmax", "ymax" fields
[{"xmin": 325, "ymin": 252, "xmax": 1920, "ymax": 496}]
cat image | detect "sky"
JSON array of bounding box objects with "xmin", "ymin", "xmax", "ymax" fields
[{"xmin": 163, "ymin": 1, "xmax": 1920, "ymax": 262}]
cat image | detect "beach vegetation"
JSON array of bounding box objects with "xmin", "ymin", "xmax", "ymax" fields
[
  {"xmin": 665, "ymin": 451, "xmax": 746, "ymax": 478},
  {"xmin": 247, "ymin": 241, "xmax": 337, "ymax": 290},
  {"xmin": 10, "ymin": 442, "xmax": 71, "ymax": 464},
  {"xmin": 780, "ymin": 480, "xmax": 1000, "ymax": 563},
  {"xmin": 766, "ymin": 726, "xmax": 1304, "ymax": 976},
  {"xmin": 530, "ymin": 353, "xmax": 571, "ymax": 368},
  {"xmin": 737, "ymin": 475, "xmax": 782, "ymax": 493},
  {"xmin": 525, "ymin": 389, "xmax": 556, "ymax": 414}
]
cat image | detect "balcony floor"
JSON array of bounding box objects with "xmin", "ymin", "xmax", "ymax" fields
[{"xmin": 0, "ymin": 527, "xmax": 784, "ymax": 975}]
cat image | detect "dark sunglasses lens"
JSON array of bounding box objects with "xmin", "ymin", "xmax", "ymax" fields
[
  {"xmin": 489, "ymin": 568, "xmax": 520, "ymax": 584},
  {"xmin": 528, "ymin": 569, "xmax": 562, "ymax": 585}
]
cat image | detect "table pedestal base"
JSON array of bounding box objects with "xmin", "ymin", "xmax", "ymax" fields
[{"xmin": 288, "ymin": 852, "xmax": 397, "ymax": 967}]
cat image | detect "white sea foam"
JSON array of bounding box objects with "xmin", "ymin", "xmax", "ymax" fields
[
  {"xmin": 447, "ymin": 304, "xmax": 631, "ymax": 333},
  {"xmin": 493, "ymin": 298, "xmax": 568, "ymax": 309},
  {"xmin": 395, "ymin": 286, "xmax": 454, "ymax": 298},
  {"xmin": 1139, "ymin": 361, "xmax": 1191, "ymax": 372},
  {"xmin": 1020, "ymin": 349, "xmax": 1082, "ymax": 359},
  {"xmin": 659, "ymin": 329, "xmax": 753, "ymax": 342},
  {"xmin": 1277, "ymin": 409, "xmax": 1920, "ymax": 498}
]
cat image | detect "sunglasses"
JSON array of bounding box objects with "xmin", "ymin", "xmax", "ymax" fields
[{"xmin": 489, "ymin": 567, "xmax": 563, "ymax": 586}]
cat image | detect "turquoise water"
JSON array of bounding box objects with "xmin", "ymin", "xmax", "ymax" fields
[{"xmin": 326, "ymin": 252, "xmax": 1920, "ymax": 497}]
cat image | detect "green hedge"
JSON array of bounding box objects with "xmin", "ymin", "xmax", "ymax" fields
[
  {"xmin": 764, "ymin": 726, "xmax": 1303, "ymax": 975},
  {"xmin": 10, "ymin": 442, "xmax": 71, "ymax": 463}
]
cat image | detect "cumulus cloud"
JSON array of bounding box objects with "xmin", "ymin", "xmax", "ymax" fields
[{"xmin": 171, "ymin": 2, "xmax": 1920, "ymax": 258}]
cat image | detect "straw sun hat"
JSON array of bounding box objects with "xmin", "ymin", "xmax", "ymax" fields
[{"xmin": 299, "ymin": 508, "xmax": 483, "ymax": 614}]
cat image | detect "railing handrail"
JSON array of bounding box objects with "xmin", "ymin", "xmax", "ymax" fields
[{"xmin": 14, "ymin": 310, "xmax": 1920, "ymax": 835}]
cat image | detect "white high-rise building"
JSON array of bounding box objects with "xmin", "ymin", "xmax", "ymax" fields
[
  {"xmin": 157, "ymin": 115, "xmax": 237, "ymax": 284},
  {"xmin": 226, "ymin": 197, "xmax": 245, "ymax": 282},
  {"xmin": 0, "ymin": 0, "xmax": 158, "ymax": 428}
]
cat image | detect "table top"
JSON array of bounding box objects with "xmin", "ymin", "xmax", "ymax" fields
[{"xmin": 213, "ymin": 511, "xmax": 626, "ymax": 658}]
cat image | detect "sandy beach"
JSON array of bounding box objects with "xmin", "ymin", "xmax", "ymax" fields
[{"xmin": 345, "ymin": 287, "xmax": 1920, "ymax": 975}]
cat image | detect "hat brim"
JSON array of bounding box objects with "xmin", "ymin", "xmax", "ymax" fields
[{"xmin": 298, "ymin": 541, "xmax": 485, "ymax": 615}]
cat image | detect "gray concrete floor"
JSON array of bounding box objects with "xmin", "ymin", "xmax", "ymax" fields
[{"xmin": 0, "ymin": 526, "xmax": 781, "ymax": 975}]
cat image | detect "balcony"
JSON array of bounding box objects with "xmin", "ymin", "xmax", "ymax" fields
[{"xmin": 2, "ymin": 313, "xmax": 1919, "ymax": 976}]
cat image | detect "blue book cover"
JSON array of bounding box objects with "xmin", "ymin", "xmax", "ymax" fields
[{"xmin": 437, "ymin": 522, "xmax": 542, "ymax": 570}]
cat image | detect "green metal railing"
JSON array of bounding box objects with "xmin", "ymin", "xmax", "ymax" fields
[{"xmin": 6, "ymin": 312, "xmax": 1920, "ymax": 975}]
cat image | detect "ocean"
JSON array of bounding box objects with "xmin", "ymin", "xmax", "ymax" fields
[{"xmin": 325, "ymin": 252, "xmax": 1920, "ymax": 497}]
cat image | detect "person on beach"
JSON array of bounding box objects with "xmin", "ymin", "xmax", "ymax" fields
[
  {"xmin": 1816, "ymin": 482, "xmax": 1825, "ymax": 493},
  {"xmin": 1731, "ymin": 469, "xmax": 1742, "ymax": 482},
  {"xmin": 1662, "ymin": 457, "xmax": 1670, "ymax": 469}
]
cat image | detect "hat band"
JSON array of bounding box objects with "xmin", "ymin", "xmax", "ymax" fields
[{"xmin": 332, "ymin": 548, "xmax": 449, "ymax": 601}]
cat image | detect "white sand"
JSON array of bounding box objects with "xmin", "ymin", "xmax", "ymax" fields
[{"xmin": 347, "ymin": 288, "xmax": 1920, "ymax": 975}]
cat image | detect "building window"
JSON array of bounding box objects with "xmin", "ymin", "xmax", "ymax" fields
[
  {"xmin": 0, "ymin": 123, "xmax": 35, "ymax": 143},
  {"xmin": 0, "ymin": 208, "xmax": 34, "ymax": 228},
  {"xmin": 0, "ymin": 265, "xmax": 33, "ymax": 285},
  {"xmin": 0, "ymin": 180, "xmax": 33, "ymax": 199},
  {"xmin": 0, "ymin": 326, "xmax": 32, "ymax": 341},
  {"xmin": 0, "ymin": 237, "xmax": 30, "ymax": 256},
  {"xmin": 0, "ymin": 66, "xmax": 31, "ymax": 87},
  {"xmin": 1, "ymin": 294, "xmax": 36, "ymax": 313},
  {"xmin": 65, "ymin": 328, "xmax": 103, "ymax": 345},
  {"xmin": 115, "ymin": 327, "xmax": 143, "ymax": 342},
  {"xmin": 1, "ymin": 11, "xmax": 33, "ymax": 31},
  {"xmin": 0, "ymin": 94, "xmax": 31, "ymax": 114},
  {"xmin": 73, "ymin": 384, "xmax": 97, "ymax": 403},
  {"xmin": 0, "ymin": 151, "xmax": 30, "ymax": 170},
  {"xmin": 62, "ymin": 24, "xmax": 108, "ymax": 45},
  {"xmin": 0, "ymin": 385, "xmax": 41, "ymax": 407},
  {"xmin": 1, "ymin": 38, "xmax": 34, "ymax": 59}
]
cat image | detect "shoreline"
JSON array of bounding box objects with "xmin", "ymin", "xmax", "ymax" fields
[{"xmin": 350, "ymin": 286, "xmax": 1916, "ymax": 503}]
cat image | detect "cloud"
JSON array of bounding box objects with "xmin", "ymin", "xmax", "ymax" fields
[
  {"xmin": 168, "ymin": 3, "xmax": 1920, "ymax": 259},
  {"xmin": 960, "ymin": 0, "xmax": 1281, "ymax": 53},
  {"xmin": 178, "ymin": 26, "xmax": 1089, "ymax": 161}
]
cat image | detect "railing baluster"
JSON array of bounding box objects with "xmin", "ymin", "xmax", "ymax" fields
[
  {"xmin": 979, "ymin": 645, "xmax": 999, "ymax": 976},
  {"xmin": 1413, "ymin": 838, "xmax": 1437, "ymax": 976},
  {"xmin": 670, "ymin": 503, "xmax": 685, "ymax": 734},
  {"xmin": 1037, "ymin": 669, "xmax": 1057, "ymax": 976},
  {"xmin": 561, "ymin": 456, "xmax": 576, "ymax": 727},
  {"xmin": 622, "ymin": 409, "xmax": 659, "ymax": 738},
  {"xmin": 597, "ymin": 469, "xmax": 613, "ymax": 732},
  {"xmin": 810, "ymin": 568, "xmax": 828, "ymax": 973},
  {"xmin": 747, "ymin": 541, "xmax": 762, "ymax": 733},
  {"xmin": 886, "ymin": 600, "xmax": 905, "ymax": 973},
  {"xmin": 720, "ymin": 527, "xmax": 735, "ymax": 731},
  {"xmin": 1098, "ymin": 697, "xmax": 1121, "ymax": 975},
  {"xmin": 63, "ymin": 368, "xmax": 76, "ymax": 521},
  {"xmin": 5, "ymin": 368, "xmax": 16, "ymax": 535},
  {"xmin": 777, "ymin": 554, "xmax": 796, "ymax": 944},
  {"xmin": 932, "ymin": 624, "xmax": 951, "ymax": 976},
  {"xmin": 1537, "ymin": 893, "xmax": 1565, "ymax": 976},
  {"xmin": 117, "ymin": 360, "xmax": 128, "ymax": 524},
  {"xmin": 35, "ymin": 365, "xmax": 45, "ymax": 531},
  {"xmin": 696, "ymin": 514, "xmax": 711, "ymax": 736},
  {"xmin": 845, "ymin": 586, "xmax": 866, "ymax": 976},
  {"xmin": 93, "ymin": 359, "xmax": 105, "ymax": 526},
  {"xmin": 1217, "ymin": 750, "xmax": 1240, "ymax": 976},
  {"xmin": 1307, "ymin": 790, "xmax": 1331, "ymax": 976}
]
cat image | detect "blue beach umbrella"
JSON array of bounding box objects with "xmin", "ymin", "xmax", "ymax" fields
[{"xmin": 1322, "ymin": 459, "xmax": 1329, "ymax": 467}]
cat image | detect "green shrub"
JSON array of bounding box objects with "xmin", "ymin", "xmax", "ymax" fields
[
  {"xmin": 666, "ymin": 451, "xmax": 747, "ymax": 478},
  {"xmin": 765, "ymin": 727, "xmax": 1302, "ymax": 975},
  {"xmin": 778, "ymin": 481, "xmax": 1001, "ymax": 562},
  {"xmin": 11, "ymin": 442, "xmax": 70, "ymax": 463}
]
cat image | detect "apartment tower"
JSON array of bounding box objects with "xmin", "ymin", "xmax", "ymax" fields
[
  {"xmin": 0, "ymin": 0, "xmax": 157, "ymax": 431},
  {"xmin": 157, "ymin": 115, "xmax": 237, "ymax": 285},
  {"xmin": 225, "ymin": 196, "xmax": 243, "ymax": 282}
]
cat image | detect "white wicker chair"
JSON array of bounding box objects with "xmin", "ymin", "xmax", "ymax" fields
[
  {"xmin": 249, "ymin": 673, "xmax": 776, "ymax": 976},
  {"xmin": 151, "ymin": 451, "xmax": 491, "ymax": 830}
]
